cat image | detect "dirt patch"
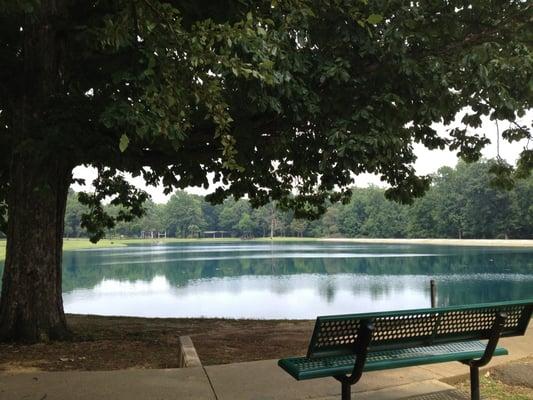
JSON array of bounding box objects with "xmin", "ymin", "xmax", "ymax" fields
[
  {"xmin": 490, "ymin": 357, "xmax": 533, "ymax": 389},
  {"xmin": 0, "ymin": 315, "xmax": 313, "ymax": 372}
]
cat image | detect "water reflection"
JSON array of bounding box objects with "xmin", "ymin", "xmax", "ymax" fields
[
  {"xmin": 3, "ymin": 242, "xmax": 533, "ymax": 318},
  {"xmin": 63, "ymin": 274, "xmax": 433, "ymax": 318}
]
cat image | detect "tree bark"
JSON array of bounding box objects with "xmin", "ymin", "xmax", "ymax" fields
[
  {"xmin": 0, "ymin": 158, "xmax": 72, "ymax": 342},
  {"xmin": 0, "ymin": 0, "xmax": 72, "ymax": 342}
]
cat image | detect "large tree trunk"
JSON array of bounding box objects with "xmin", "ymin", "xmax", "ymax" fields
[
  {"xmin": 0, "ymin": 0, "xmax": 72, "ymax": 342},
  {"xmin": 0, "ymin": 158, "xmax": 72, "ymax": 342}
]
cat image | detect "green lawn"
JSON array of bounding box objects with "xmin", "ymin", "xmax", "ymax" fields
[
  {"xmin": 0, "ymin": 238, "xmax": 130, "ymax": 262},
  {"xmin": 0, "ymin": 236, "xmax": 318, "ymax": 262},
  {"xmin": 456, "ymin": 375, "xmax": 533, "ymax": 400}
]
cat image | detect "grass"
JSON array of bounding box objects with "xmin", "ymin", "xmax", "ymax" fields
[
  {"xmin": 455, "ymin": 374, "xmax": 533, "ymax": 400},
  {"xmin": 0, "ymin": 238, "xmax": 130, "ymax": 262}
]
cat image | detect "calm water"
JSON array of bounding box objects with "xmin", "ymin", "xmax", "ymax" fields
[{"xmin": 4, "ymin": 242, "xmax": 533, "ymax": 318}]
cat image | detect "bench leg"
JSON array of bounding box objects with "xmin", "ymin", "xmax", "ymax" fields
[
  {"xmin": 461, "ymin": 312, "xmax": 508, "ymax": 400},
  {"xmin": 341, "ymin": 380, "xmax": 351, "ymax": 400},
  {"xmin": 470, "ymin": 366, "xmax": 480, "ymax": 400}
]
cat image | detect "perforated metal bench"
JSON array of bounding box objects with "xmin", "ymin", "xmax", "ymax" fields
[{"xmin": 278, "ymin": 300, "xmax": 533, "ymax": 400}]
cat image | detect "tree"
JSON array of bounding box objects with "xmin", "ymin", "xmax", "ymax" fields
[
  {"xmin": 430, "ymin": 166, "xmax": 467, "ymax": 238},
  {"xmin": 218, "ymin": 199, "xmax": 251, "ymax": 235},
  {"xmin": 164, "ymin": 191, "xmax": 205, "ymax": 237},
  {"xmin": 187, "ymin": 224, "xmax": 200, "ymax": 238},
  {"xmin": 358, "ymin": 188, "xmax": 407, "ymax": 238},
  {"xmin": 458, "ymin": 161, "xmax": 512, "ymax": 239},
  {"xmin": 508, "ymin": 177, "xmax": 533, "ymax": 238},
  {"xmin": 64, "ymin": 190, "xmax": 87, "ymax": 238},
  {"xmin": 236, "ymin": 213, "xmax": 255, "ymax": 237},
  {"xmin": 406, "ymin": 191, "xmax": 438, "ymax": 239},
  {"xmin": 254, "ymin": 203, "xmax": 276, "ymax": 238},
  {"xmin": 290, "ymin": 219, "xmax": 308, "ymax": 237},
  {"xmin": 1, "ymin": 1, "xmax": 531, "ymax": 341},
  {"xmin": 109, "ymin": 199, "xmax": 165, "ymax": 237},
  {"xmin": 320, "ymin": 204, "xmax": 343, "ymax": 237},
  {"xmin": 338, "ymin": 189, "xmax": 368, "ymax": 237},
  {"xmin": 201, "ymin": 202, "xmax": 221, "ymax": 232}
]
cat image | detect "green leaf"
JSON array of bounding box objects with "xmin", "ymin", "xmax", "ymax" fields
[
  {"xmin": 119, "ymin": 134, "xmax": 129, "ymax": 153},
  {"xmin": 367, "ymin": 14, "xmax": 383, "ymax": 24}
]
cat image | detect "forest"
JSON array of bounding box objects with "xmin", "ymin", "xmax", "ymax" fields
[{"xmin": 64, "ymin": 160, "xmax": 533, "ymax": 240}]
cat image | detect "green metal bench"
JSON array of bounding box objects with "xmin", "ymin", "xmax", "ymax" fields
[{"xmin": 279, "ymin": 300, "xmax": 533, "ymax": 400}]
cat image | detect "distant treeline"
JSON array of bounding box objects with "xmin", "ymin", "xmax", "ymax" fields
[{"xmin": 64, "ymin": 160, "xmax": 533, "ymax": 240}]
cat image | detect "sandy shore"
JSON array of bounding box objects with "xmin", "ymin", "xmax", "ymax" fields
[{"xmin": 320, "ymin": 238, "xmax": 533, "ymax": 247}]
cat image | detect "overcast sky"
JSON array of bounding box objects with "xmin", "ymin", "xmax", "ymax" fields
[{"xmin": 72, "ymin": 111, "xmax": 531, "ymax": 203}]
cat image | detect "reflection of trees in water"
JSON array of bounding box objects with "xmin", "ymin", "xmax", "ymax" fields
[
  {"xmin": 368, "ymin": 281, "xmax": 392, "ymax": 301},
  {"xmin": 270, "ymin": 276, "xmax": 292, "ymax": 295},
  {"xmin": 54, "ymin": 248, "xmax": 533, "ymax": 306},
  {"xmin": 318, "ymin": 277, "xmax": 337, "ymax": 303},
  {"xmin": 436, "ymin": 280, "xmax": 532, "ymax": 307}
]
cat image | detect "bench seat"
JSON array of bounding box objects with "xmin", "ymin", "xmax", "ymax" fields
[{"xmin": 279, "ymin": 340, "xmax": 508, "ymax": 380}]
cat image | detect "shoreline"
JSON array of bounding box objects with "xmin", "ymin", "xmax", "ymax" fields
[
  {"xmin": 319, "ymin": 237, "xmax": 533, "ymax": 247},
  {"xmin": 2, "ymin": 236, "xmax": 533, "ymax": 262}
]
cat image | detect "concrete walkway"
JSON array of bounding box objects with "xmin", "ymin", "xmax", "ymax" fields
[{"xmin": 1, "ymin": 327, "xmax": 531, "ymax": 400}]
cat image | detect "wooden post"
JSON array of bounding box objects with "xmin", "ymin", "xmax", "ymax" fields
[{"xmin": 430, "ymin": 280, "xmax": 437, "ymax": 308}]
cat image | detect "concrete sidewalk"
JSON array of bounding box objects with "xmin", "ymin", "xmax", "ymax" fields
[{"xmin": 1, "ymin": 327, "xmax": 531, "ymax": 400}]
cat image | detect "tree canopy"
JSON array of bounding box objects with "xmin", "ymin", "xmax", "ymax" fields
[{"xmin": 1, "ymin": 0, "xmax": 531, "ymax": 237}]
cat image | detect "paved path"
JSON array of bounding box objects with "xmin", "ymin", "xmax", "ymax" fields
[
  {"xmin": 1, "ymin": 327, "xmax": 531, "ymax": 400},
  {"xmin": 0, "ymin": 368, "xmax": 215, "ymax": 400}
]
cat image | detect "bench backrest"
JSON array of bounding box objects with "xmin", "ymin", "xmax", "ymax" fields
[{"xmin": 307, "ymin": 300, "xmax": 533, "ymax": 358}]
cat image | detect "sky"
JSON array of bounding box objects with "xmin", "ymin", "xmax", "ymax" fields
[{"xmin": 72, "ymin": 111, "xmax": 531, "ymax": 203}]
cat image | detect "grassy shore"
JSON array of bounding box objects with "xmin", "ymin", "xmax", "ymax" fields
[{"xmin": 0, "ymin": 238, "xmax": 130, "ymax": 262}]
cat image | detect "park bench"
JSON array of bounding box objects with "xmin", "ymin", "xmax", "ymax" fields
[{"xmin": 278, "ymin": 300, "xmax": 533, "ymax": 400}]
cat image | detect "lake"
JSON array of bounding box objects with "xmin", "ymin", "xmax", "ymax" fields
[{"xmin": 51, "ymin": 241, "xmax": 533, "ymax": 318}]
